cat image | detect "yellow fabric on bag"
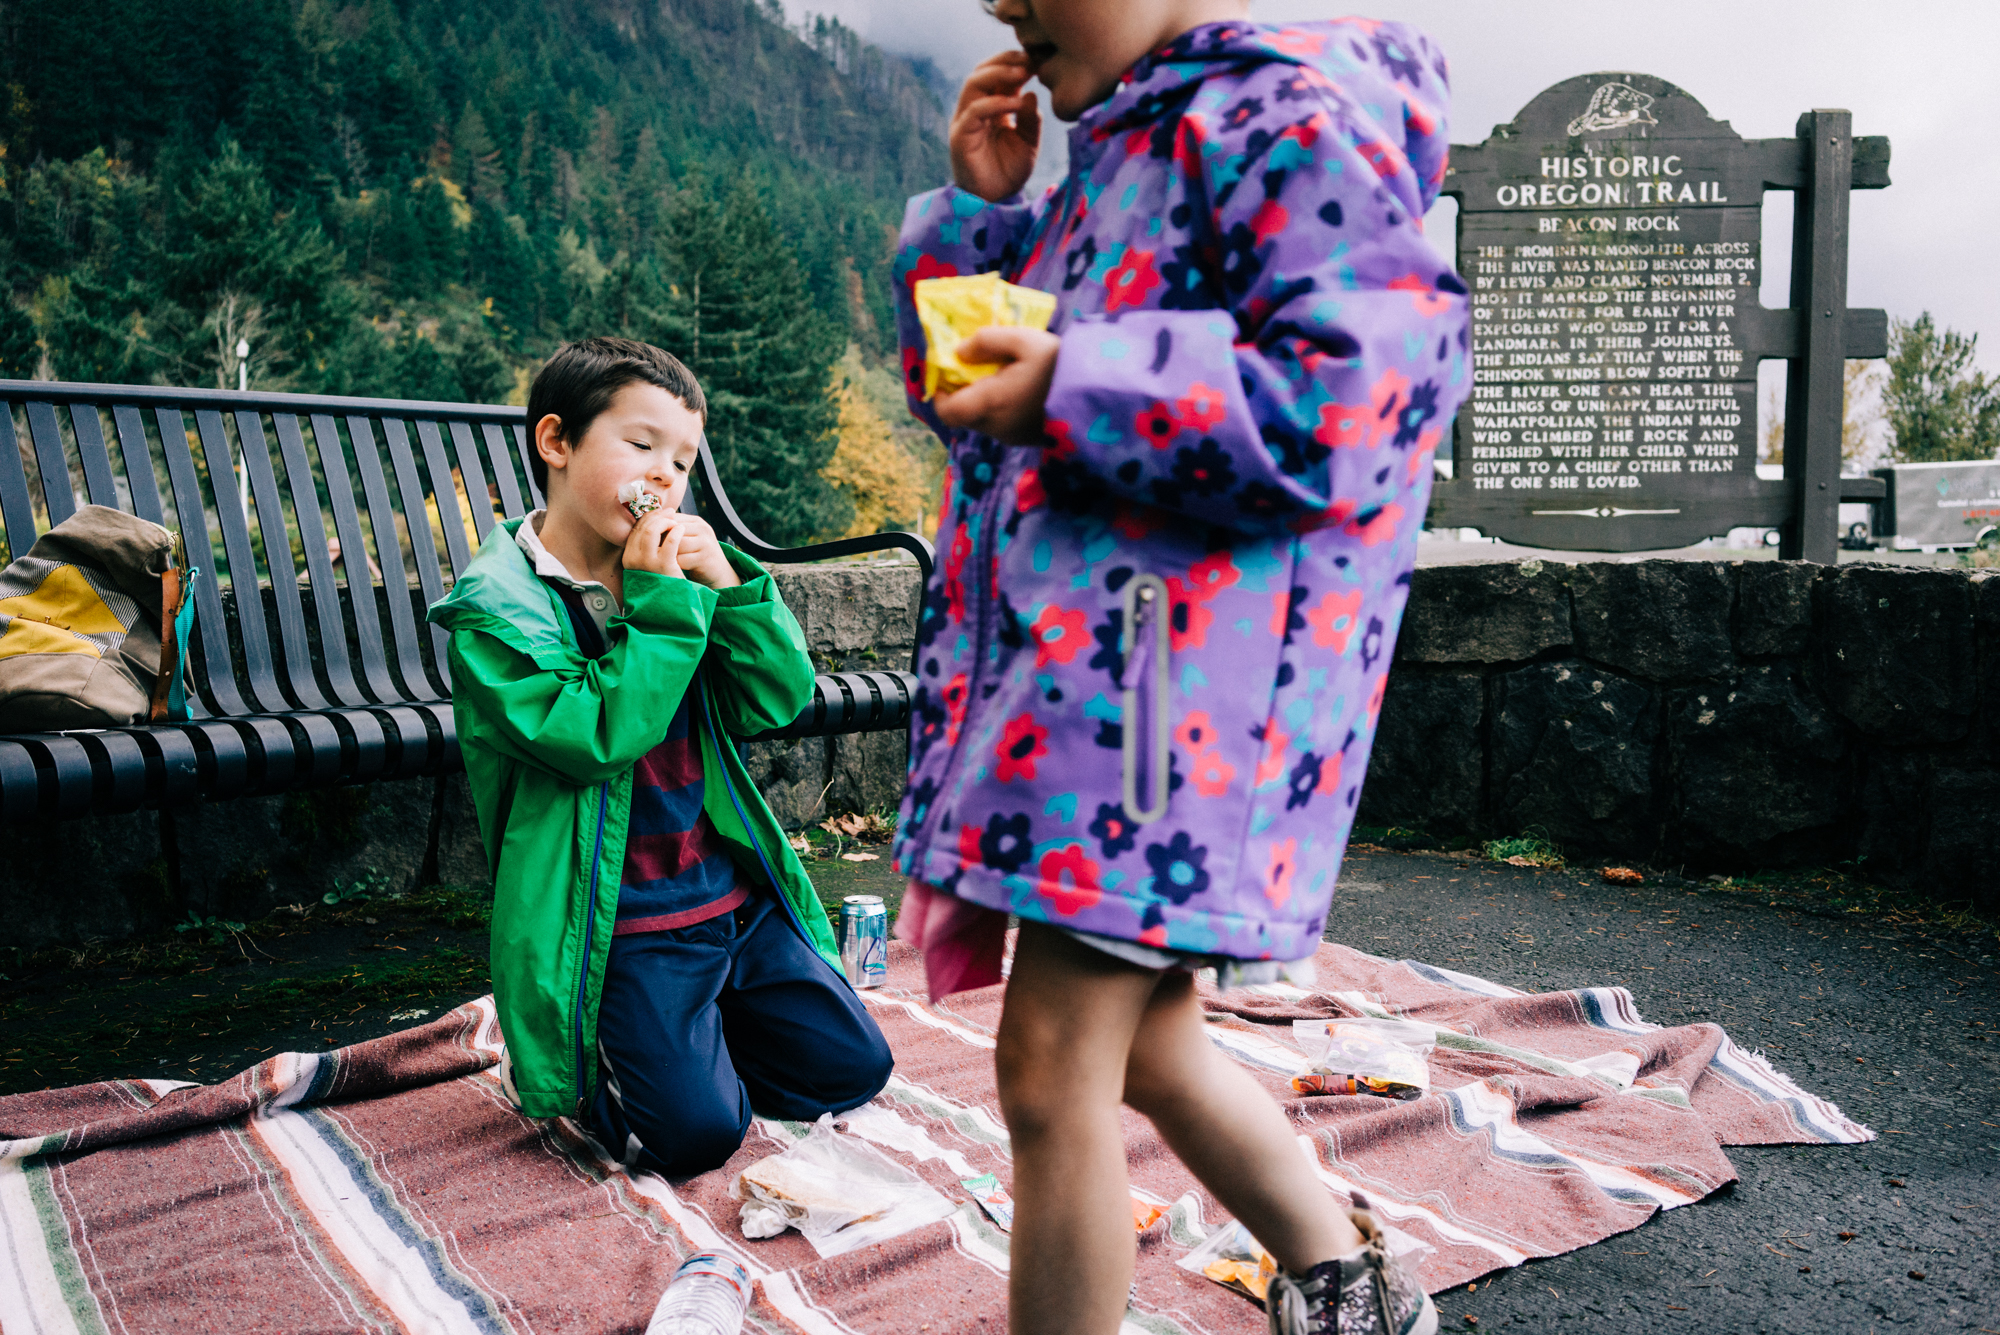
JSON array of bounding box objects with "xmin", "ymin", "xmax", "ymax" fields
[
  {"xmin": 0, "ymin": 563, "xmax": 130, "ymax": 659},
  {"xmin": 913, "ymin": 273, "xmax": 1056, "ymax": 400}
]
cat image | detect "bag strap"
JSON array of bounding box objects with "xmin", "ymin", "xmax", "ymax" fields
[{"xmin": 148, "ymin": 535, "xmax": 195, "ymax": 723}]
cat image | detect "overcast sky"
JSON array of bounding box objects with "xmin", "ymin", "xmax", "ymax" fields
[{"xmin": 787, "ymin": 0, "xmax": 1999, "ymax": 372}]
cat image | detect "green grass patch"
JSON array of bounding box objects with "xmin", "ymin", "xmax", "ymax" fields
[
  {"xmin": 1482, "ymin": 834, "xmax": 1565, "ymax": 868},
  {"xmin": 0, "ymin": 949, "xmax": 489, "ymax": 1097},
  {"xmin": 1703, "ymin": 865, "xmax": 1997, "ymax": 943}
]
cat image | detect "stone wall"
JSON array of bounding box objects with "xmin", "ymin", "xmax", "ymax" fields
[
  {"xmin": 1361, "ymin": 560, "xmax": 1998, "ymax": 907},
  {"xmin": 3, "ymin": 560, "xmax": 923, "ymax": 952},
  {"xmin": 743, "ymin": 561, "xmax": 922, "ymax": 828},
  {"xmin": 18, "ymin": 554, "xmax": 1988, "ymax": 947}
]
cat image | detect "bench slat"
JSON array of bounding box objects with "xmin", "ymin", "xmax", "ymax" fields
[
  {"xmin": 381, "ymin": 418, "xmax": 453, "ymax": 693},
  {"xmin": 67, "ymin": 404, "xmax": 122, "ymax": 509},
  {"xmin": 414, "ymin": 419, "xmax": 473, "ymax": 577},
  {"xmin": 274, "ymin": 412, "xmax": 369, "ymax": 709},
  {"xmin": 313, "ymin": 414, "xmax": 402, "ymax": 706},
  {"xmin": 349, "ymin": 416, "xmax": 442, "ymax": 701},
  {"xmin": 74, "ymin": 730, "xmax": 149, "ymax": 813},
  {"xmin": 480, "ymin": 422, "xmax": 526, "ymax": 518},
  {"xmin": 0, "ymin": 409, "xmax": 39, "ymax": 554},
  {"xmin": 158, "ymin": 407, "xmax": 253, "ymax": 719},
  {"xmin": 447, "ymin": 420, "xmax": 497, "ymax": 543},
  {"xmin": 237, "ymin": 409, "xmax": 331, "ymax": 711},
  {"xmin": 205, "ymin": 409, "xmax": 301, "ymax": 714},
  {"xmin": 110, "ymin": 405, "xmax": 167, "ymax": 527},
  {"xmin": 511, "ymin": 423, "xmax": 544, "ymax": 511},
  {"xmin": 24, "ymin": 401, "xmax": 77, "ymax": 526}
]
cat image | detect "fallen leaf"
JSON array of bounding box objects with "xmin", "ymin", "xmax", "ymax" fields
[
  {"xmin": 1601, "ymin": 866, "xmax": 1644, "ymax": 885},
  {"xmin": 1798, "ymin": 1265, "xmax": 1811, "ymax": 1273},
  {"xmin": 1888, "ymin": 1179, "xmax": 1905, "ymax": 1187},
  {"xmin": 1907, "ymin": 1270, "xmax": 1925, "ymax": 1280},
  {"xmin": 1837, "ymin": 1231, "xmax": 1857, "ymax": 1240},
  {"xmin": 840, "ymin": 852, "xmax": 881, "ymax": 862}
]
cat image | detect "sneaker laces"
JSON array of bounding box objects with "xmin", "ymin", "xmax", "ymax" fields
[{"xmin": 1268, "ymin": 1267, "xmax": 1327, "ymax": 1335}]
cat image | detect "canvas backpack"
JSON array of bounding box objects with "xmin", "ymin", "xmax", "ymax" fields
[{"xmin": 0, "ymin": 505, "xmax": 199, "ymax": 730}]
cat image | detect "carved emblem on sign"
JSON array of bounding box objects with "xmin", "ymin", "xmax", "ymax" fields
[{"xmin": 1566, "ymin": 82, "xmax": 1658, "ymax": 135}]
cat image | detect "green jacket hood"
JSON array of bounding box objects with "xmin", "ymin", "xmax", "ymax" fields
[{"xmin": 429, "ymin": 517, "xmax": 576, "ymax": 670}]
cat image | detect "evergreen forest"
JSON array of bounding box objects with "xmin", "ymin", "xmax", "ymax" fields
[{"xmin": 0, "ymin": 0, "xmax": 954, "ymax": 543}]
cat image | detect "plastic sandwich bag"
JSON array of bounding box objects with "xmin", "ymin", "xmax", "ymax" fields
[
  {"xmin": 732, "ymin": 1113, "xmax": 954, "ymax": 1258},
  {"xmin": 912, "ymin": 273, "xmax": 1057, "ymax": 400},
  {"xmin": 1176, "ymin": 1216, "xmax": 1435, "ymax": 1304},
  {"xmin": 1289, "ymin": 1017, "xmax": 1437, "ymax": 1100}
]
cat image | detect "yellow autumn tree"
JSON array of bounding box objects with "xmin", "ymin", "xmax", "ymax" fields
[
  {"xmin": 1761, "ymin": 359, "xmax": 1888, "ymax": 467},
  {"xmin": 822, "ymin": 350, "xmax": 927, "ymax": 539}
]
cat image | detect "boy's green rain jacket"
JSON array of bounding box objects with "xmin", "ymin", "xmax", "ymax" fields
[{"xmin": 427, "ymin": 518, "xmax": 836, "ymax": 1119}]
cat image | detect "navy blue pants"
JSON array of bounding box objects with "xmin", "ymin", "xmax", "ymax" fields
[{"xmin": 588, "ymin": 891, "xmax": 893, "ymax": 1178}]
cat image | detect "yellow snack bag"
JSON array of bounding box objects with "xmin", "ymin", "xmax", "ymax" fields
[{"xmin": 913, "ymin": 273, "xmax": 1057, "ymax": 400}]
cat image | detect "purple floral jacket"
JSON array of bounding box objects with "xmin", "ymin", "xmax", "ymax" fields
[{"xmin": 890, "ymin": 19, "xmax": 1469, "ymax": 963}]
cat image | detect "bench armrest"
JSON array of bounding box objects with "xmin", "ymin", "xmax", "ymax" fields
[{"xmin": 691, "ymin": 434, "xmax": 935, "ymax": 585}]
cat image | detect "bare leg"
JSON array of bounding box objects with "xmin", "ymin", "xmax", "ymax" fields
[
  {"xmin": 995, "ymin": 924, "xmax": 1168, "ymax": 1335},
  {"xmin": 1123, "ymin": 971, "xmax": 1363, "ymax": 1272}
]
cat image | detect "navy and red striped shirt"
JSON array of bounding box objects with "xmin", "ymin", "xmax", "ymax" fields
[
  {"xmin": 540, "ymin": 569, "xmax": 745, "ymax": 936},
  {"xmin": 614, "ymin": 696, "xmax": 746, "ymax": 934}
]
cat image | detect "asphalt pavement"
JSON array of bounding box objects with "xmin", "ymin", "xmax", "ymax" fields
[{"xmin": 1328, "ymin": 847, "xmax": 1999, "ymax": 1334}]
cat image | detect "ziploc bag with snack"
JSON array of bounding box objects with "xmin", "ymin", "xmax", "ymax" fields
[
  {"xmin": 1177, "ymin": 1214, "xmax": 1434, "ymax": 1305},
  {"xmin": 1289, "ymin": 1016, "xmax": 1436, "ymax": 1101},
  {"xmin": 733, "ymin": 1113, "xmax": 953, "ymax": 1258},
  {"xmin": 912, "ymin": 273, "xmax": 1057, "ymax": 400}
]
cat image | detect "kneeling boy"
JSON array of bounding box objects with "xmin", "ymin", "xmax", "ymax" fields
[{"xmin": 431, "ymin": 337, "xmax": 892, "ymax": 1175}]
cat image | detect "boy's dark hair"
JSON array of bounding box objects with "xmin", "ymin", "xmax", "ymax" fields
[{"xmin": 525, "ymin": 337, "xmax": 707, "ymax": 493}]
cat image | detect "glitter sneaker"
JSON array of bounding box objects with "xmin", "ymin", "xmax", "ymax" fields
[{"xmin": 1265, "ymin": 1202, "xmax": 1437, "ymax": 1335}]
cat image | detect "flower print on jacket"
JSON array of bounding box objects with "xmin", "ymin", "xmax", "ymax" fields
[{"xmin": 892, "ymin": 18, "xmax": 1469, "ymax": 963}]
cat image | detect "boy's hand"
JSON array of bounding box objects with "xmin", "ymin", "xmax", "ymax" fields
[
  {"xmin": 951, "ymin": 52, "xmax": 1040, "ymax": 202},
  {"xmin": 667, "ymin": 515, "xmax": 741, "ymax": 590},
  {"xmin": 623, "ymin": 511, "xmax": 740, "ymax": 589},
  {"xmin": 622, "ymin": 508, "xmax": 687, "ymax": 580},
  {"xmin": 935, "ymin": 326, "xmax": 1060, "ymax": 445}
]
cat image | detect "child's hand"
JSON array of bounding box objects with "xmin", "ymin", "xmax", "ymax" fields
[
  {"xmin": 622, "ymin": 508, "xmax": 687, "ymax": 581},
  {"xmin": 951, "ymin": 51, "xmax": 1040, "ymax": 203},
  {"xmin": 667, "ymin": 515, "xmax": 741, "ymax": 590},
  {"xmin": 934, "ymin": 327, "xmax": 1060, "ymax": 445}
]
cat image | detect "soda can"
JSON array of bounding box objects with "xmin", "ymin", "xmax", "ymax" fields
[{"xmin": 838, "ymin": 895, "xmax": 888, "ymax": 989}]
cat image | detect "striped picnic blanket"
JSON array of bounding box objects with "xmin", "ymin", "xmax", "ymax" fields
[{"xmin": 0, "ymin": 941, "xmax": 1869, "ymax": 1334}]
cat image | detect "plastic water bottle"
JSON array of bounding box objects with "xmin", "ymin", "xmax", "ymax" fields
[{"xmin": 644, "ymin": 1253, "xmax": 752, "ymax": 1335}]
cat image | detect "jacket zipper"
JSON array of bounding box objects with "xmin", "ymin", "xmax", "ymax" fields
[
  {"xmin": 695, "ymin": 676, "xmax": 834, "ymax": 974},
  {"xmin": 574, "ymin": 780, "xmax": 608, "ymax": 1117}
]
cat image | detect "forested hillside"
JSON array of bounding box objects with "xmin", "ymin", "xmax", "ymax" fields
[{"xmin": 0, "ymin": 0, "xmax": 952, "ymax": 542}]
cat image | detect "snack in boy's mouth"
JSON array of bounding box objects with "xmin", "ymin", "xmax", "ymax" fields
[
  {"xmin": 912, "ymin": 273, "xmax": 1057, "ymax": 400},
  {"xmin": 616, "ymin": 480, "xmax": 662, "ymax": 519}
]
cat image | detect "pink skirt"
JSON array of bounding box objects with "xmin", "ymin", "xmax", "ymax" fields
[{"xmin": 892, "ymin": 880, "xmax": 1009, "ymax": 1002}]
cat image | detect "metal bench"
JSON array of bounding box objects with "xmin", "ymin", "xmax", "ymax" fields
[{"xmin": 0, "ymin": 380, "xmax": 930, "ymax": 825}]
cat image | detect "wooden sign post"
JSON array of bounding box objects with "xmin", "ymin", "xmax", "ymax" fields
[{"xmin": 1430, "ymin": 75, "xmax": 1890, "ymax": 561}]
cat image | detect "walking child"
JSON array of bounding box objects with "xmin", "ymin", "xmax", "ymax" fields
[
  {"xmin": 890, "ymin": 2, "xmax": 1468, "ymax": 1331},
  {"xmin": 431, "ymin": 338, "xmax": 891, "ymax": 1177}
]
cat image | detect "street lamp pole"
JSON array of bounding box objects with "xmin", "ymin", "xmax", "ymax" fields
[{"xmin": 234, "ymin": 337, "xmax": 251, "ymax": 516}]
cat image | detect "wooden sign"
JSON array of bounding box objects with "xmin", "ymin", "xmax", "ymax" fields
[{"xmin": 1429, "ymin": 74, "xmax": 1890, "ymax": 555}]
